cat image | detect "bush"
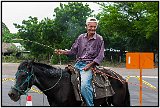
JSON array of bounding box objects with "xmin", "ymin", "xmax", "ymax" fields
[
  {"xmin": 50, "ymin": 55, "xmax": 70, "ymax": 64},
  {"xmin": 2, "ymin": 52, "xmax": 34, "ymax": 63},
  {"xmin": 2, "ymin": 55, "xmax": 22, "ymax": 63}
]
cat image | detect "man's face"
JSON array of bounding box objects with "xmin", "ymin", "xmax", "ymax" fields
[{"xmin": 86, "ymin": 22, "xmax": 97, "ymax": 35}]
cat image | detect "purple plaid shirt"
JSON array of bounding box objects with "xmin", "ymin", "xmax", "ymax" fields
[{"xmin": 66, "ymin": 33, "xmax": 104, "ymax": 65}]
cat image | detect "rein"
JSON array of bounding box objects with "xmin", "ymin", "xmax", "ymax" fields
[
  {"xmin": 12, "ymin": 39, "xmax": 63, "ymax": 96},
  {"xmin": 40, "ymin": 55, "xmax": 63, "ymax": 92},
  {"xmin": 14, "ymin": 60, "xmax": 63, "ymax": 95},
  {"xmin": 13, "ymin": 68, "xmax": 34, "ymax": 95},
  {"xmin": 42, "ymin": 66, "xmax": 63, "ymax": 92}
]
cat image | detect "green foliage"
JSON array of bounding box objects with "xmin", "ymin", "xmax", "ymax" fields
[
  {"xmin": 2, "ymin": 53, "xmax": 34, "ymax": 63},
  {"xmin": 2, "ymin": 55, "xmax": 18, "ymax": 63},
  {"xmin": 14, "ymin": 16, "xmax": 56, "ymax": 59},
  {"xmin": 7, "ymin": 45, "xmax": 19, "ymax": 53},
  {"xmin": 50, "ymin": 55, "xmax": 69, "ymax": 64},
  {"xmin": 8, "ymin": 2, "xmax": 158, "ymax": 64},
  {"xmin": 53, "ymin": 2, "xmax": 93, "ymax": 49},
  {"xmin": 2, "ymin": 22, "xmax": 18, "ymax": 43},
  {"xmin": 98, "ymin": 2, "xmax": 158, "ymax": 52},
  {"xmin": 13, "ymin": 2, "xmax": 93, "ymax": 63}
]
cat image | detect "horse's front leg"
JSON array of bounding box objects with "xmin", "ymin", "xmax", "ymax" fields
[
  {"xmin": 49, "ymin": 102, "xmax": 57, "ymax": 106},
  {"xmin": 47, "ymin": 97, "xmax": 57, "ymax": 106}
]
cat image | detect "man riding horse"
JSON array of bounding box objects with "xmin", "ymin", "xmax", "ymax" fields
[
  {"xmin": 8, "ymin": 17, "xmax": 130, "ymax": 106},
  {"xmin": 55, "ymin": 17, "xmax": 114, "ymax": 106}
]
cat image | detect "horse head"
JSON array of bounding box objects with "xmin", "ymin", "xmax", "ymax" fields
[{"xmin": 8, "ymin": 60, "xmax": 35, "ymax": 102}]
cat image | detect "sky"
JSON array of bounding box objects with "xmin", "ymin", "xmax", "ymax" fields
[{"xmin": 2, "ymin": 2, "xmax": 102, "ymax": 33}]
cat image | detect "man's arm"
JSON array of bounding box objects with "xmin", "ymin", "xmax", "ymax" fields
[
  {"xmin": 54, "ymin": 49, "xmax": 68, "ymax": 55},
  {"xmin": 93, "ymin": 40, "xmax": 105, "ymax": 65},
  {"xmin": 54, "ymin": 36, "xmax": 80, "ymax": 55},
  {"xmin": 83, "ymin": 61, "xmax": 97, "ymax": 71}
]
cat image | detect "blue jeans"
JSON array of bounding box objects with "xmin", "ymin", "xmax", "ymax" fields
[{"xmin": 74, "ymin": 61, "xmax": 94, "ymax": 106}]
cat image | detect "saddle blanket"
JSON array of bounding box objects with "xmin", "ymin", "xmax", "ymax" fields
[{"xmin": 67, "ymin": 65, "xmax": 115, "ymax": 101}]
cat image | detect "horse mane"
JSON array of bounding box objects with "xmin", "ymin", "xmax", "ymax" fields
[
  {"xmin": 32, "ymin": 62, "xmax": 69, "ymax": 78},
  {"xmin": 33, "ymin": 62, "xmax": 56, "ymax": 70}
]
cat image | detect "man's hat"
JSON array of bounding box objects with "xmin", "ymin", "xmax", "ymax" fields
[{"xmin": 86, "ymin": 17, "xmax": 98, "ymax": 25}]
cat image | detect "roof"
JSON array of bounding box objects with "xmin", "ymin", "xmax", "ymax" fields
[
  {"xmin": 12, "ymin": 43, "xmax": 25, "ymax": 51},
  {"xmin": 2, "ymin": 42, "xmax": 26, "ymax": 53},
  {"xmin": 2, "ymin": 43, "xmax": 16, "ymax": 53}
]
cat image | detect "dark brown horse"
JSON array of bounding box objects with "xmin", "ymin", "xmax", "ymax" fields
[{"xmin": 8, "ymin": 60, "xmax": 130, "ymax": 106}]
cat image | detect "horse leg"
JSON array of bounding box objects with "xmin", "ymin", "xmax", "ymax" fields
[
  {"xmin": 50, "ymin": 102, "xmax": 57, "ymax": 106},
  {"xmin": 94, "ymin": 98, "xmax": 110, "ymax": 106},
  {"xmin": 112, "ymin": 84, "xmax": 130, "ymax": 106},
  {"xmin": 101, "ymin": 102, "xmax": 110, "ymax": 106},
  {"xmin": 47, "ymin": 96, "xmax": 57, "ymax": 106},
  {"xmin": 101, "ymin": 97, "xmax": 111, "ymax": 106},
  {"xmin": 106, "ymin": 97, "xmax": 112, "ymax": 106},
  {"xmin": 112, "ymin": 89, "xmax": 126, "ymax": 106},
  {"xmin": 124, "ymin": 82, "xmax": 130, "ymax": 106},
  {"xmin": 112, "ymin": 95, "xmax": 124, "ymax": 106}
]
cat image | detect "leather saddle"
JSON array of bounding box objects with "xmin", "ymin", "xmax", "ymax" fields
[{"xmin": 65, "ymin": 64, "xmax": 115, "ymax": 101}]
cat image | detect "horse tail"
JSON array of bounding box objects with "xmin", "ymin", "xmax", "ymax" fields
[{"xmin": 124, "ymin": 82, "xmax": 130, "ymax": 106}]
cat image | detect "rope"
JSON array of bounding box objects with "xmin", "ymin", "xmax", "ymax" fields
[
  {"xmin": 13, "ymin": 68, "xmax": 34, "ymax": 95},
  {"xmin": 92, "ymin": 68, "xmax": 126, "ymax": 84},
  {"xmin": 92, "ymin": 67, "xmax": 157, "ymax": 92},
  {"xmin": 13, "ymin": 39, "xmax": 55, "ymax": 50},
  {"xmin": 42, "ymin": 55, "xmax": 63, "ymax": 92},
  {"xmin": 42, "ymin": 70, "xmax": 62, "ymax": 91}
]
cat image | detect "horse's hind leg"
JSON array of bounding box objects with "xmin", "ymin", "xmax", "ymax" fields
[
  {"xmin": 101, "ymin": 102, "xmax": 110, "ymax": 106},
  {"xmin": 101, "ymin": 97, "xmax": 111, "ymax": 106},
  {"xmin": 94, "ymin": 98, "xmax": 110, "ymax": 106},
  {"xmin": 94, "ymin": 98, "xmax": 103, "ymax": 106}
]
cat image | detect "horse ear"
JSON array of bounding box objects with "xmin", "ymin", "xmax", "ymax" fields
[
  {"xmin": 32, "ymin": 58, "xmax": 35, "ymax": 63},
  {"xmin": 28, "ymin": 59, "xmax": 34, "ymax": 67}
]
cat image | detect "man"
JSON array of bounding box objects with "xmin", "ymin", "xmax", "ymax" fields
[{"xmin": 55, "ymin": 17, "xmax": 104, "ymax": 106}]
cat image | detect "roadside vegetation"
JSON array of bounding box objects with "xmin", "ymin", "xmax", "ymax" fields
[{"xmin": 2, "ymin": 2, "xmax": 158, "ymax": 66}]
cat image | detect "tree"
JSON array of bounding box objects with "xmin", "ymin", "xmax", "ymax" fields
[
  {"xmin": 97, "ymin": 2, "xmax": 158, "ymax": 52},
  {"xmin": 2, "ymin": 22, "xmax": 18, "ymax": 43},
  {"xmin": 14, "ymin": 16, "xmax": 56, "ymax": 60},
  {"xmin": 53, "ymin": 2, "xmax": 93, "ymax": 49},
  {"xmin": 13, "ymin": 2, "xmax": 94, "ymax": 63}
]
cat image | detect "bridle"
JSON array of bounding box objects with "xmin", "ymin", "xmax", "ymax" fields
[
  {"xmin": 12, "ymin": 63, "xmax": 63, "ymax": 95},
  {"xmin": 12, "ymin": 67, "xmax": 34, "ymax": 95}
]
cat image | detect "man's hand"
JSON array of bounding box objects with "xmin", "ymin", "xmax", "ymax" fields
[
  {"xmin": 54, "ymin": 49, "xmax": 65, "ymax": 55},
  {"xmin": 83, "ymin": 62, "xmax": 96, "ymax": 71},
  {"xmin": 83, "ymin": 63, "xmax": 91, "ymax": 71}
]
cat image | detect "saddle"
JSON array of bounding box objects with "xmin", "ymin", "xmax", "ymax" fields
[
  {"xmin": 65, "ymin": 64, "xmax": 83, "ymax": 101},
  {"xmin": 92, "ymin": 67, "xmax": 115, "ymax": 99},
  {"xmin": 65, "ymin": 64, "xmax": 115, "ymax": 101}
]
